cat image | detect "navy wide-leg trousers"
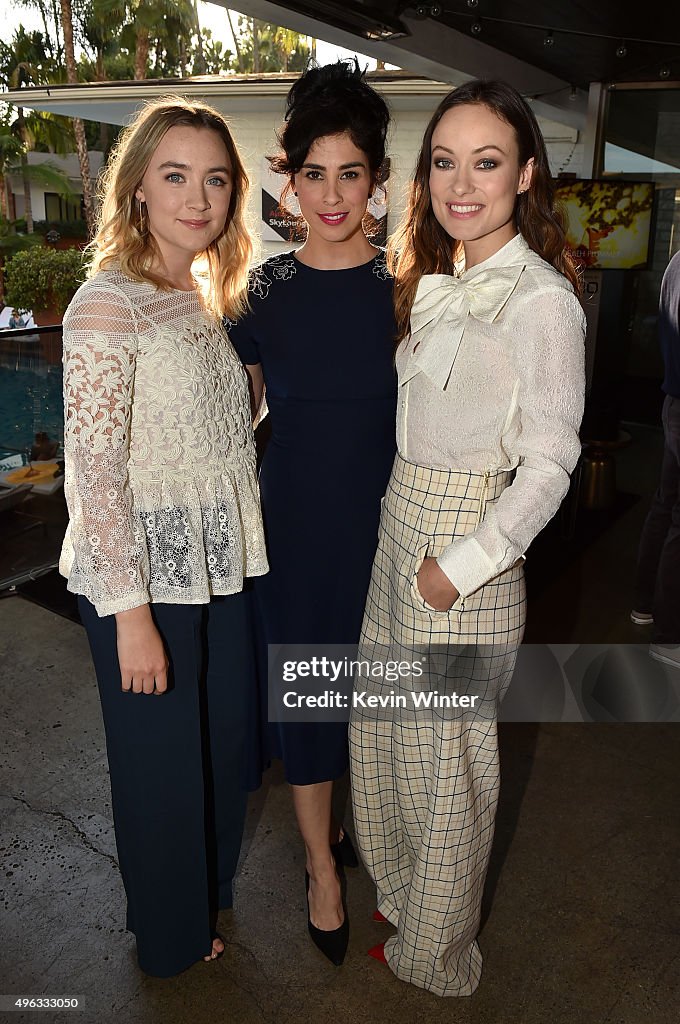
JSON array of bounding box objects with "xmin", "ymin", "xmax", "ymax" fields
[{"xmin": 79, "ymin": 593, "xmax": 253, "ymax": 977}]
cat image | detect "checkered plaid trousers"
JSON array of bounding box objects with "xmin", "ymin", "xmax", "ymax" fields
[{"xmin": 349, "ymin": 454, "xmax": 526, "ymax": 997}]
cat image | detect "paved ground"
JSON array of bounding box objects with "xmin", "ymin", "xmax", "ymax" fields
[
  {"xmin": 2, "ymin": 592, "xmax": 679, "ymax": 1024},
  {"xmin": 2, "ymin": 421, "xmax": 679, "ymax": 1023}
]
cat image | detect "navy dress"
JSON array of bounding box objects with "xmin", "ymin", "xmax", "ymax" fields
[{"xmin": 229, "ymin": 250, "xmax": 397, "ymax": 785}]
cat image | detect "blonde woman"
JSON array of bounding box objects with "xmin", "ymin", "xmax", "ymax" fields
[{"xmin": 59, "ymin": 97, "xmax": 268, "ymax": 977}]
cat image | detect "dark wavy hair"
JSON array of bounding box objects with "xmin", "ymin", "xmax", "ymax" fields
[
  {"xmin": 388, "ymin": 78, "xmax": 580, "ymax": 341},
  {"xmin": 269, "ymin": 59, "xmax": 390, "ymax": 191}
]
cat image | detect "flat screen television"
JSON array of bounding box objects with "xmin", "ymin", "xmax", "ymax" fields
[{"xmin": 553, "ymin": 179, "xmax": 654, "ymax": 270}]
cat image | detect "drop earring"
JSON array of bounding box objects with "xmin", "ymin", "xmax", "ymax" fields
[{"xmin": 136, "ymin": 197, "xmax": 147, "ymax": 231}]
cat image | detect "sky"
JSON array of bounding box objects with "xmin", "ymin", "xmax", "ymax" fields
[{"xmin": 6, "ymin": 0, "xmax": 391, "ymax": 72}]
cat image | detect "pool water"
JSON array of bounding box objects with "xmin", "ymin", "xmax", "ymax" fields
[{"xmin": 0, "ymin": 365, "xmax": 64, "ymax": 458}]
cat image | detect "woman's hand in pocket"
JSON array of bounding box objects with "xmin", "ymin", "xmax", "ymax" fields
[{"xmin": 417, "ymin": 557, "xmax": 459, "ymax": 612}]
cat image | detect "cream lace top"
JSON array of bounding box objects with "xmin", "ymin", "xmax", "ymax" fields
[
  {"xmin": 59, "ymin": 268, "xmax": 268, "ymax": 617},
  {"xmin": 398, "ymin": 233, "xmax": 585, "ymax": 599}
]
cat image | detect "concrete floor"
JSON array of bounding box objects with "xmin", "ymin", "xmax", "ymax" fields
[{"xmin": 2, "ymin": 423, "xmax": 680, "ymax": 1023}]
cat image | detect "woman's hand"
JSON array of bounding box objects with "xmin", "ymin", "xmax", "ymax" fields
[
  {"xmin": 417, "ymin": 557, "xmax": 459, "ymax": 612},
  {"xmin": 115, "ymin": 605, "xmax": 169, "ymax": 694}
]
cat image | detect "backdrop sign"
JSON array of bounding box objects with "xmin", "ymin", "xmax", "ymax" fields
[{"xmin": 261, "ymin": 159, "xmax": 306, "ymax": 243}]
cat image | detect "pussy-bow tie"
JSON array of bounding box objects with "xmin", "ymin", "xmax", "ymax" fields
[{"xmin": 401, "ymin": 264, "xmax": 526, "ymax": 390}]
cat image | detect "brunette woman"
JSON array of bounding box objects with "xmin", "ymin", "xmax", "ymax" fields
[
  {"xmin": 229, "ymin": 61, "xmax": 397, "ymax": 965},
  {"xmin": 349, "ymin": 79, "xmax": 585, "ymax": 996}
]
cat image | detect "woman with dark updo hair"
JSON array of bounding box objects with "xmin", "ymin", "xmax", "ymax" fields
[{"xmin": 228, "ymin": 60, "xmax": 397, "ymax": 966}]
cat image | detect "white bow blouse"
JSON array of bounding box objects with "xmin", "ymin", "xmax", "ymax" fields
[{"xmin": 396, "ymin": 232, "xmax": 586, "ymax": 599}]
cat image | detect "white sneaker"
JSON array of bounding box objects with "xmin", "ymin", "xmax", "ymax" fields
[
  {"xmin": 630, "ymin": 609, "xmax": 654, "ymax": 626},
  {"xmin": 649, "ymin": 644, "xmax": 680, "ymax": 669}
]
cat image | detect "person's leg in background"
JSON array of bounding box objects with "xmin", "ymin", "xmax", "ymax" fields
[
  {"xmin": 632, "ymin": 395, "xmax": 680, "ymax": 628},
  {"xmin": 650, "ymin": 396, "xmax": 680, "ymax": 644}
]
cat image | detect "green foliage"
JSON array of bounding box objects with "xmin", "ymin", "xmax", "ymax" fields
[
  {"xmin": 189, "ymin": 29, "xmax": 232, "ymax": 75},
  {"xmin": 6, "ymin": 7, "xmax": 311, "ymax": 88},
  {"xmin": 15, "ymin": 160, "xmax": 74, "ymax": 195},
  {"xmin": 0, "ymin": 24, "xmax": 57, "ymax": 86},
  {"xmin": 14, "ymin": 218, "xmax": 89, "ymax": 239},
  {"xmin": 0, "ymin": 128, "xmax": 24, "ymax": 170},
  {"xmin": 236, "ymin": 18, "xmax": 310, "ymax": 73},
  {"xmin": 19, "ymin": 111, "xmax": 75, "ymax": 155},
  {"xmin": 88, "ymin": 0, "xmax": 197, "ymax": 78},
  {"xmin": 77, "ymin": 49, "xmax": 135, "ymax": 82},
  {"xmin": 0, "ymin": 218, "xmax": 41, "ymax": 257},
  {"xmin": 10, "ymin": 0, "xmax": 65, "ymax": 63},
  {"xmin": 5, "ymin": 244, "xmax": 85, "ymax": 316}
]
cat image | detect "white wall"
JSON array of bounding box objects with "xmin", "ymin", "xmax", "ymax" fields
[{"xmin": 9, "ymin": 151, "xmax": 105, "ymax": 223}]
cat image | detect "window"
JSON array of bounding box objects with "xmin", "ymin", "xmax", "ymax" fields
[
  {"xmin": 44, "ymin": 193, "xmax": 84, "ymax": 223},
  {"xmin": 597, "ymin": 84, "xmax": 680, "ymax": 423}
]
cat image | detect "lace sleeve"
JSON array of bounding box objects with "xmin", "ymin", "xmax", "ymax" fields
[{"xmin": 62, "ymin": 278, "xmax": 150, "ymax": 616}]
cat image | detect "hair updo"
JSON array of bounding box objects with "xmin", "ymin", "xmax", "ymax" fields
[{"xmin": 269, "ymin": 59, "xmax": 390, "ymax": 185}]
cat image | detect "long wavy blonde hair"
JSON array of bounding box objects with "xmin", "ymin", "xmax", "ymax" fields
[{"xmin": 87, "ymin": 95, "xmax": 252, "ymax": 320}]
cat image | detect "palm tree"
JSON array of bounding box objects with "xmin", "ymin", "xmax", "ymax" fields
[
  {"xmin": 93, "ymin": 0, "xmax": 195, "ymax": 80},
  {"xmin": 1, "ymin": 34, "xmax": 74, "ymax": 232},
  {"xmin": 251, "ymin": 19, "xmax": 261, "ymax": 74},
  {"xmin": 82, "ymin": 2, "xmax": 121, "ymax": 82},
  {"xmin": 275, "ymin": 26, "xmax": 310, "ymax": 71},
  {"xmin": 81, "ymin": 4, "xmax": 122, "ymax": 152},
  {"xmin": 232, "ymin": 18, "xmax": 309, "ymax": 74},
  {"xmin": 11, "ymin": 155, "xmax": 75, "ymax": 232},
  {"xmin": 273, "ymin": 27, "xmax": 301, "ymax": 72},
  {"xmin": 59, "ymin": 0, "xmax": 96, "ymax": 234},
  {"xmin": 192, "ymin": 0, "xmax": 205, "ymax": 74},
  {"xmin": 0, "ymin": 118, "xmax": 74, "ymax": 227},
  {"xmin": 227, "ymin": 10, "xmax": 244, "ymax": 72},
  {"xmin": 10, "ymin": 0, "xmax": 64, "ymax": 65},
  {"xmin": 0, "ymin": 130, "xmax": 24, "ymax": 219}
]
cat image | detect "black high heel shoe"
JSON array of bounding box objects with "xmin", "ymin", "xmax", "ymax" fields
[
  {"xmin": 331, "ymin": 828, "xmax": 359, "ymax": 869},
  {"xmin": 305, "ymin": 870, "xmax": 349, "ymax": 966}
]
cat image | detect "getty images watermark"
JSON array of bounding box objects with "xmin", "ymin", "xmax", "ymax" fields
[
  {"xmin": 268, "ymin": 644, "xmax": 680, "ymax": 724},
  {"xmin": 279, "ymin": 654, "xmax": 481, "ymax": 713}
]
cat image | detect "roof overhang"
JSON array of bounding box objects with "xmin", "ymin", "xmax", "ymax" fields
[
  {"xmin": 2, "ymin": 73, "xmax": 462, "ymax": 125},
  {"xmin": 218, "ymin": 0, "xmax": 587, "ymax": 128}
]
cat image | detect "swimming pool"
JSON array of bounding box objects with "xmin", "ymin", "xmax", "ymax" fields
[{"xmin": 0, "ymin": 364, "xmax": 64, "ymax": 462}]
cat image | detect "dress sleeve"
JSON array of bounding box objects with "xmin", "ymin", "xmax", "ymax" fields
[
  {"xmin": 227, "ymin": 306, "xmax": 260, "ymax": 366},
  {"xmin": 62, "ymin": 279, "xmax": 150, "ymax": 616},
  {"xmin": 437, "ymin": 286, "xmax": 586, "ymax": 598}
]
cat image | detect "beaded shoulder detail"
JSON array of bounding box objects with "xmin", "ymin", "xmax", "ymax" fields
[{"xmin": 371, "ymin": 248, "xmax": 392, "ymax": 281}]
